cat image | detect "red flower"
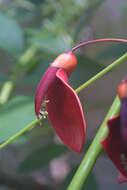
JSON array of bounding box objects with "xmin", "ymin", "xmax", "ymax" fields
[
  {"xmin": 35, "ymin": 52, "xmax": 86, "ymax": 153},
  {"xmin": 101, "ymin": 79, "xmax": 127, "ymax": 183},
  {"xmin": 35, "ymin": 38, "xmax": 127, "ymax": 153}
]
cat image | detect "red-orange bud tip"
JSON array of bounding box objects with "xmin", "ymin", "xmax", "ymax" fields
[
  {"xmin": 51, "ymin": 52, "xmax": 77, "ymax": 76},
  {"xmin": 117, "ymin": 80, "xmax": 127, "ymax": 100}
]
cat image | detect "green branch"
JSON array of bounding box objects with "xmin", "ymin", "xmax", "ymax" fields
[
  {"xmin": 0, "ymin": 119, "xmax": 39, "ymax": 150},
  {"xmin": 67, "ymin": 96, "xmax": 120, "ymax": 190},
  {"xmin": 76, "ymin": 52, "xmax": 127, "ymax": 93}
]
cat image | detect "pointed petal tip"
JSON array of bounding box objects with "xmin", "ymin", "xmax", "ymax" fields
[
  {"xmin": 63, "ymin": 134, "xmax": 85, "ymax": 153},
  {"xmin": 74, "ymin": 142, "xmax": 85, "ymax": 153}
]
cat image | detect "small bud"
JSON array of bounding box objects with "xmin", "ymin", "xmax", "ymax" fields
[
  {"xmin": 118, "ymin": 80, "xmax": 127, "ymax": 100},
  {"xmin": 51, "ymin": 52, "xmax": 77, "ymax": 76}
]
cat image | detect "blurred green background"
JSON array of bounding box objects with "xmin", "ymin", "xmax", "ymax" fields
[{"xmin": 0, "ymin": 0, "xmax": 127, "ymax": 189}]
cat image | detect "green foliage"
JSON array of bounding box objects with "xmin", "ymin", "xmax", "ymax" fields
[
  {"xmin": 0, "ymin": 13, "xmax": 24, "ymax": 56},
  {"xmin": 41, "ymin": 0, "xmax": 86, "ymax": 35},
  {"xmin": 0, "ymin": 96, "xmax": 36, "ymax": 143},
  {"xmin": 28, "ymin": 30, "xmax": 72, "ymax": 54},
  {"xmin": 0, "ymin": 75, "xmax": 9, "ymax": 82},
  {"xmin": 18, "ymin": 143, "xmax": 68, "ymax": 173}
]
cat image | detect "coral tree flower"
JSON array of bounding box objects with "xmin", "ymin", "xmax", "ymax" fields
[
  {"xmin": 35, "ymin": 52, "xmax": 86, "ymax": 153},
  {"xmin": 35, "ymin": 38, "xmax": 127, "ymax": 153},
  {"xmin": 101, "ymin": 79, "xmax": 127, "ymax": 183}
]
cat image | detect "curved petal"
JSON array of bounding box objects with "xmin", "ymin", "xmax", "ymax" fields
[
  {"xmin": 45, "ymin": 68, "xmax": 86, "ymax": 153},
  {"xmin": 120, "ymin": 99, "xmax": 127, "ymax": 155},
  {"xmin": 101, "ymin": 115, "xmax": 127, "ymax": 180},
  {"xmin": 35, "ymin": 66, "xmax": 58, "ymax": 116}
]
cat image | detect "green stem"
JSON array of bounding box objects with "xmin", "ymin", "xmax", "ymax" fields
[
  {"xmin": 67, "ymin": 96, "xmax": 120, "ymax": 190},
  {"xmin": 0, "ymin": 119, "xmax": 39, "ymax": 150},
  {"xmin": 76, "ymin": 52, "xmax": 127, "ymax": 93},
  {"xmin": 0, "ymin": 46, "xmax": 38, "ymax": 106}
]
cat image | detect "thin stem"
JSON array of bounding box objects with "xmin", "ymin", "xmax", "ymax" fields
[
  {"xmin": 76, "ymin": 52, "xmax": 127, "ymax": 93},
  {"xmin": 71, "ymin": 38, "xmax": 127, "ymax": 52},
  {"xmin": 0, "ymin": 52, "xmax": 126, "ymax": 149},
  {"xmin": 0, "ymin": 119, "xmax": 39, "ymax": 150},
  {"xmin": 67, "ymin": 96, "xmax": 120, "ymax": 190}
]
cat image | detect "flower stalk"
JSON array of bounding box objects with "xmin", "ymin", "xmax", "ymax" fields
[
  {"xmin": 71, "ymin": 38, "xmax": 127, "ymax": 53},
  {"xmin": 67, "ymin": 96, "xmax": 121, "ymax": 190},
  {"xmin": 76, "ymin": 52, "xmax": 127, "ymax": 93}
]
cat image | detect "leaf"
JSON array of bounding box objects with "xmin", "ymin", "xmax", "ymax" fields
[
  {"xmin": 70, "ymin": 55, "xmax": 105, "ymax": 88},
  {"xmin": 18, "ymin": 144, "xmax": 68, "ymax": 173},
  {"xmin": 28, "ymin": 0, "xmax": 45, "ymax": 5},
  {"xmin": 0, "ymin": 75, "xmax": 9, "ymax": 82},
  {"xmin": 62, "ymin": 167, "xmax": 99, "ymax": 190},
  {"xmin": 28, "ymin": 30, "xmax": 71, "ymax": 54},
  {"xmin": 0, "ymin": 96, "xmax": 36, "ymax": 143},
  {"xmin": 0, "ymin": 13, "xmax": 24, "ymax": 56}
]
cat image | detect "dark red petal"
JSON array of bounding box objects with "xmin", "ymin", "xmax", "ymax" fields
[
  {"xmin": 45, "ymin": 68, "xmax": 86, "ymax": 153},
  {"xmin": 35, "ymin": 66, "xmax": 58, "ymax": 116},
  {"xmin": 101, "ymin": 115, "xmax": 127, "ymax": 181},
  {"xmin": 120, "ymin": 99, "xmax": 127, "ymax": 155},
  {"xmin": 118, "ymin": 173, "xmax": 127, "ymax": 183}
]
